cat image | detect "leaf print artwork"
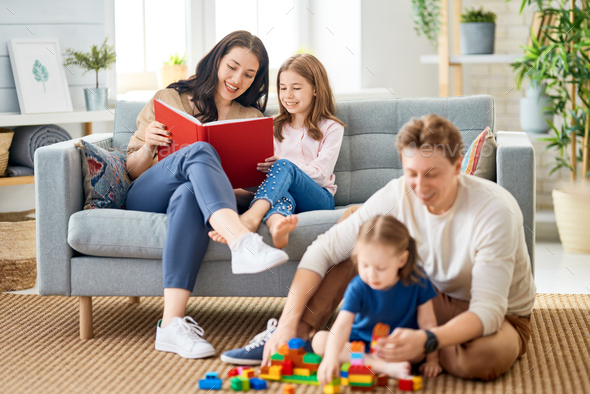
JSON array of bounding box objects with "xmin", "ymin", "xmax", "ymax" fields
[{"xmin": 32, "ymin": 60, "xmax": 49, "ymax": 92}]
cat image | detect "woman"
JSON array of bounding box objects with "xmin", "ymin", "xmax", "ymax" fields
[{"xmin": 125, "ymin": 31, "xmax": 288, "ymax": 359}]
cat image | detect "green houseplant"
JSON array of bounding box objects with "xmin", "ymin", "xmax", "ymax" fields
[
  {"xmin": 411, "ymin": 0, "xmax": 441, "ymax": 48},
  {"xmin": 158, "ymin": 52, "xmax": 188, "ymax": 89},
  {"xmin": 460, "ymin": 7, "xmax": 497, "ymax": 54},
  {"xmin": 511, "ymin": 0, "xmax": 590, "ymax": 253},
  {"xmin": 63, "ymin": 37, "xmax": 116, "ymax": 111}
]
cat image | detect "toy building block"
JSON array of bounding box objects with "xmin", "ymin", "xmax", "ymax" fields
[
  {"xmin": 376, "ymin": 374, "xmax": 388, "ymax": 387},
  {"xmin": 241, "ymin": 369, "xmax": 255, "ymax": 378},
  {"xmin": 227, "ymin": 368, "xmax": 239, "ymax": 377},
  {"xmin": 340, "ymin": 362, "xmax": 350, "ymax": 377},
  {"xmin": 398, "ymin": 376, "xmax": 422, "ymax": 391},
  {"xmin": 348, "ymin": 375, "xmax": 374, "ymax": 385},
  {"xmin": 239, "ymin": 376, "xmax": 251, "ymax": 391},
  {"xmin": 199, "ymin": 371, "xmax": 222, "ymax": 390},
  {"xmin": 249, "ymin": 378, "xmax": 268, "ymax": 390},
  {"xmin": 341, "ymin": 378, "xmax": 349, "ymax": 386},
  {"xmin": 350, "ymin": 341, "xmax": 366, "ymax": 353},
  {"xmin": 288, "ymin": 338, "xmax": 306, "ymax": 349},
  {"xmin": 323, "ymin": 385, "xmax": 341, "ymax": 394},
  {"xmin": 259, "ymin": 365, "xmax": 283, "ymax": 381},
  {"xmin": 230, "ymin": 377, "xmax": 243, "ymax": 391},
  {"xmin": 237, "ymin": 366, "xmax": 248, "ymax": 374},
  {"xmin": 350, "ymin": 385, "xmax": 374, "ymax": 392},
  {"xmin": 370, "ymin": 323, "xmax": 390, "ymax": 354},
  {"xmin": 293, "ymin": 368, "xmax": 311, "ymax": 376},
  {"xmin": 278, "ymin": 343, "xmax": 290, "ymax": 355},
  {"xmin": 283, "ymin": 384, "xmax": 295, "ymax": 394},
  {"xmin": 348, "ymin": 365, "xmax": 373, "ymax": 375},
  {"xmin": 282, "ymin": 359, "xmax": 294, "ymax": 376}
]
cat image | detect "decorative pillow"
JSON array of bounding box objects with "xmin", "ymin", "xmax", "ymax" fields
[
  {"xmin": 74, "ymin": 139, "xmax": 131, "ymax": 210},
  {"xmin": 461, "ymin": 126, "xmax": 497, "ymax": 181}
]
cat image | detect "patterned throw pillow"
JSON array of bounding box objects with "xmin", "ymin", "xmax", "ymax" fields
[
  {"xmin": 74, "ymin": 139, "xmax": 130, "ymax": 209},
  {"xmin": 461, "ymin": 126, "xmax": 497, "ymax": 181}
]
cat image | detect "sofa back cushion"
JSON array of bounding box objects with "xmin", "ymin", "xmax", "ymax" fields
[{"xmin": 113, "ymin": 95, "xmax": 495, "ymax": 206}]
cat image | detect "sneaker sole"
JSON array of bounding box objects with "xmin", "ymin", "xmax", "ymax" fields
[
  {"xmin": 155, "ymin": 341, "xmax": 216, "ymax": 359},
  {"xmin": 220, "ymin": 353, "xmax": 262, "ymax": 365},
  {"xmin": 232, "ymin": 253, "xmax": 289, "ymax": 275}
]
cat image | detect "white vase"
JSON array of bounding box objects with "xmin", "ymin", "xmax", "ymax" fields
[
  {"xmin": 520, "ymin": 83, "xmax": 552, "ymax": 134},
  {"xmin": 552, "ymin": 188, "xmax": 590, "ymax": 254}
]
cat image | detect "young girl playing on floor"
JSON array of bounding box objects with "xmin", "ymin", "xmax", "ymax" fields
[
  {"xmin": 313, "ymin": 215, "xmax": 442, "ymax": 384},
  {"xmin": 209, "ymin": 53, "xmax": 345, "ymax": 249}
]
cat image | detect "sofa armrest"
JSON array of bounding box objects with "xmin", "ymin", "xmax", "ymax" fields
[
  {"xmin": 34, "ymin": 133, "xmax": 114, "ymax": 296},
  {"xmin": 496, "ymin": 131, "xmax": 536, "ymax": 273}
]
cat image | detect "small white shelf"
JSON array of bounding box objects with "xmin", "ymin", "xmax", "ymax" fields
[
  {"xmin": 0, "ymin": 109, "xmax": 114, "ymax": 128},
  {"xmin": 420, "ymin": 54, "xmax": 522, "ymax": 65}
]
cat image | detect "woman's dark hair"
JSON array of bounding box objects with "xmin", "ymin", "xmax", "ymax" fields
[{"xmin": 168, "ymin": 30, "xmax": 269, "ymax": 123}]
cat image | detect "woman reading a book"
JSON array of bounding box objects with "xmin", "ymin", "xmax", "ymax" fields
[
  {"xmin": 209, "ymin": 53, "xmax": 346, "ymax": 250},
  {"xmin": 124, "ymin": 30, "xmax": 289, "ymax": 359}
]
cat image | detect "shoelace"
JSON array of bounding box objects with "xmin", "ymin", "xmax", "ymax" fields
[
  {"xmin": 245, "ymin": 318, "xmax": 278, "ymax": 351},
  {"xmin": 177, "ymin": 316, "xmax": 207, "ymax": 342}
]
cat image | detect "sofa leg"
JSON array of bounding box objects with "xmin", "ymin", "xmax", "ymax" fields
[
  {"xmin": 79, "ymin": 296, "xmax": 93, "ymax": 340},
  {"xmin": 128, "ymin": 296, "xmax": 140, "ymax": 304}
]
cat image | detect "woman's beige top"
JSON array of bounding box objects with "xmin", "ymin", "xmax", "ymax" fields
[{"xmin": 126, "ymin": 88, "xmax": 264, "ymax": 169}]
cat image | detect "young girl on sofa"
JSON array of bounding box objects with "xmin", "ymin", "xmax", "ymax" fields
[
  {"xmin": 312, "ymin": 215, "xmax": 442, "ymax": 383},
  {"xmin": 209, "ymin": 53, "xmax": 346, "ymax": 249}
]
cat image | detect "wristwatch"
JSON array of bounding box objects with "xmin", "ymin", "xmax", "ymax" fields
[{"xmin": 424, "ymin": 330, "xmax": 439, "ymax": 354}]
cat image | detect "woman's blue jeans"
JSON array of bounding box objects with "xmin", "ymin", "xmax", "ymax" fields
[
  {"xmin": 251, "ymin": 159, "xmax": 335, "ymax": 223},
  {"xmin": 125, "ymin": 142, "xmax": 236, "ymax": 291}
]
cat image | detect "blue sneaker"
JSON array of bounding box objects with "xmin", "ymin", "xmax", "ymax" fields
[{"xmin": 221, "ymin": 318, "xmax": 277, "ymax": 365}]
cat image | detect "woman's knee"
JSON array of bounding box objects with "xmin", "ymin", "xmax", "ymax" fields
[
  {"xmin": 337, "ymin": 205, "xmax": 362, "ymax": 224},
  {"xmin": 167, "ymin": 184, "xmax": 199, "ymax": 214},
  {"xmin": 271, "ymin": 159, "xmax": 295, "ymax": 173},
  {"xmin": 440, "ymin": 344, "xmax": 509, "ymax": 381}
]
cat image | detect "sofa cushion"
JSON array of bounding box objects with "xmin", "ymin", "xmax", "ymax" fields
[
  {"xmin": 67, "ymin": 207, "xmax": 353, "ymax": 261},
  {"xmin": 461, "ymin": 126, "xmax": 497, "ymax": 181}
]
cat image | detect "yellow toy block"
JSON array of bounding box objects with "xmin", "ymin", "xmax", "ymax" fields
[
  {"xmin": 293, "ymin": 368, "xmax": 311, "ymax": 376},
  {"xmin": 348, "ymin": 375, "xmax": 374, "ymax": 384},
  {"xmin": 412, "ymin": 376, "xmax": 423, "ymax": 390},
  {"xmin": 241, "ymin": 369, "xmax": 255, "ymax": 378},
  {"xmin": 323, "ymin": 384, "xmax": 341, "ymax": 394},
  {"xmin": 341, "ymin": 378, "xmax": 349, "ymax": 386},
  {"xmin": 260, "ymin": 365, "xmax": 283, "ymax": 381}
]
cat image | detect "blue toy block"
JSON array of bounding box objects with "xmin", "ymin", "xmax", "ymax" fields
[
  {"xmin": 206, "ymin": 372, "xmax": 220, "ymax": 379},
  {"xmin": 199, "ymin": 377, "xmax": 222, "ymax": 390},
  {"xmin": 288, "ymin": 338, "xmax": 306, "ymax": 349},
  {"xmin": 341, "ymin": 371, "xmax": 348, "ymax": 378},
  {"xmin": 250, "ymin": 378, "xmax": 268, "ymax": 390},
  {"xmin": 350, "ymin": 353, "xmax": 364, "ymax": 359}
]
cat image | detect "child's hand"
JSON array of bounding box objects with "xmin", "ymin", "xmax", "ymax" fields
[
  {"xmin": 419, "ymin": 360, "xmax": 442, "ymax": 378},
  {"xmin": 257, "ymin": 156, "xmax": 279, "ymax": 173},
  {"xmin": 317, "ymin": 357, "xmax": 341, "ymax": 386}
]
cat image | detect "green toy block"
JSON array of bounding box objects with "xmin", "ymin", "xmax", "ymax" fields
[
  {"xmin": 230, "ymin": 377, "xmax": 242, "ymax": 391},
  {"xmin": 327, "ymin": 377, "xmax": 341, "ymax": 386},
  {"xmin": 341, "ymin": 362, "xmax": 351, "ymax": 372},
  {"xmin": 270, "ymin": 353, "xmax": 284, "ymax": 361},
  {"xmin": 238, "ymin": 376, "xmax": 250, "ymax": 391},
  {"xmin": 303, "ymin": 353, "xmax": 322, "ymax": 364},
  {"xmin": 281, "ymin": 373, "xmax": 320, "ymax": 386},
  {"xmin": 348, "ymin": 382, "xmax": 373, "ymax": 388}
]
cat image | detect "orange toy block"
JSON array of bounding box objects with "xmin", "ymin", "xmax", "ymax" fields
[
  {"xmin": 278, "ymin": 344, "xmax": 290, "ymax": 355},
  {"xmin": 283, "ymin": 384, "xmax": 295, "ymax": 394},
  {"xmin": 241, "ymin": 369, "xmax": 255, "ymax": 378},
  {"xmin": 350, "ymin": 341, "xmax": 366, "ymax": 353}
]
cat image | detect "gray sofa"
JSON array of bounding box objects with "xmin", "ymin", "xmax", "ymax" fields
[{"xmin": 34, "ymin": 95, "xmax": 535, "ymax": 339}]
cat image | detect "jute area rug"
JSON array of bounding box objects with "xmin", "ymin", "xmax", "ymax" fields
[{"xmin": 1, "ymin": 294, "xmax": 589, "ymax": 394}]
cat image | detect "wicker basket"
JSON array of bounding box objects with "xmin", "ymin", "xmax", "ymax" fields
[
  {"xmin": 0, "ymin": 209, "xmax": 36, "ymax": 291},
  {"xmin": 0, "ymin": 128, "xmax": 14, "ymax": 176}
]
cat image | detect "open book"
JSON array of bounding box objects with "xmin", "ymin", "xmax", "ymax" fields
[{"xmin": 154, "ymin": 98, "xmax": 274, "ymax": 189}]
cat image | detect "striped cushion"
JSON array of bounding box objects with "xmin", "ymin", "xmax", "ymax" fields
[{"xmin": 461, "ymin": 126, "xmax": 497, "ymax": 181}]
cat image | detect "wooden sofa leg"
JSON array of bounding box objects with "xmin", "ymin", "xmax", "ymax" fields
[
  {"xmin": 128, "ymin": 296, "xmax": 140, "ymax": 304},
  {"xmin": 79, "ymin": 296, "xmax": 93, "ymax": 340}
]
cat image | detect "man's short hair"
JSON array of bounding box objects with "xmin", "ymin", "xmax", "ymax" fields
[{"xmin": 396, "ymin": 114, "xmax": 464, "ymax": 164}]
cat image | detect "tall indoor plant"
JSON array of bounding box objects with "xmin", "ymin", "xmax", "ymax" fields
[
  {"xmin": 63, "ymin": 37, "xmax": 116, "ymax": 111},
  {"xmin": 511, "ymin": 0, "xmax": 590, "ymax": 253}
]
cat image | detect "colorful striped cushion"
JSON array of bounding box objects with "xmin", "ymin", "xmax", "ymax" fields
[{"xmin": 461, "ymin": 126, "xmax": 497, "ymax": 181}]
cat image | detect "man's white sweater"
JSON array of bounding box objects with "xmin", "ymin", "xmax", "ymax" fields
[{"xmin": 298, "ymin": 174, "xmax": 536, "ymax": 336}]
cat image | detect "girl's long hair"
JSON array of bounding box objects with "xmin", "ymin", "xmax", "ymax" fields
[
  {"xmin": 351, "ymin": 215, "xmax": 424, "ymax": 286},
  {"xmin": 274, "ymin": 53, "xmax": 345, "ymax": 142},
  {"xmin": 168, "ymin": 30, "xmax": 269, "ymax": 123}
]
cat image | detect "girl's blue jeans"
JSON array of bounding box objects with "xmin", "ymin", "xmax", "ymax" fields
[{"xmin": 251, "ymin": 159, "xmax": 335, "ymax": 223}]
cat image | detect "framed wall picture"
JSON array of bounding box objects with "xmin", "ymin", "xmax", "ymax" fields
[{"xmin": 7, "ymin": 38, "xmax": 73, "ymax": 114}]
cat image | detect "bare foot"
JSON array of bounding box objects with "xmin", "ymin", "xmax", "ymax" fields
[
  {"xmin": 208, "ymin": 212, "xmax": 262, "ymax": 244},
  {"xmin": 382, "ymin": 361, "xmax": 411, "ymax": 379},
  {"xmin": 269, "ymin": 215, "xmax": 299, "ymax": 249},
  {"xmin": 208, "ymin": 230, "xmax": 228, "ymax": 244}
]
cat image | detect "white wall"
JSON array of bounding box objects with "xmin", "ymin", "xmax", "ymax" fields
[{"xmin": 361, "ymin": 0, "xmax": 438, "ymax": 98}]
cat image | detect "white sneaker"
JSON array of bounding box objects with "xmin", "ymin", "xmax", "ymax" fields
[
  {"xmin": 155, "ymin": 316, "xmax": 216, "ymax": 359},
  {"xmin": 230, "ymin": 233, "xmax": 289, "ymax": 274}
]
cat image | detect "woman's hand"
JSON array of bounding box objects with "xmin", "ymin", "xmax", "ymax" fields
[
  {"xmin": 144, "ymin": 120, "xmax": 171, "ymax": 152},
  {"xmin": 375, "ymin": 328, "xmax": 427, "ymax": 362},
  {"xmin": 419, "ymin": 360, "xmax": 442, "ymax": 378},
  {"xmin": 261, "ymin": 322, "xmax": 296, "ymax": 366},
  {"xmin": 317, "ymin": 357, "xmax": 341, "ymax": 386},
  {"xmin": 257, "ymin": 155, "xmax": 279, "ymax": 173}
]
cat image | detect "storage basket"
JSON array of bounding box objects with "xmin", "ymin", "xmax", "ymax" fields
[
  {"xmin": 0, "ymin": 128, "xmax": 14, "ymax": 175},
  {"xmin": 0, "ymin": 209, "xmax": 36, "ymax": 291}
]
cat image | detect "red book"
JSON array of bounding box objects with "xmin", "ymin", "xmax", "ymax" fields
[{"xmin": 154, "ymin": 98, "xmax": 274, "ymax": 189}]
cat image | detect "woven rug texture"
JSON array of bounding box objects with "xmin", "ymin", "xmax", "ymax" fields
[{"xmin": 0, "ymin": 293, "xmax": 588, "ymax": 393}]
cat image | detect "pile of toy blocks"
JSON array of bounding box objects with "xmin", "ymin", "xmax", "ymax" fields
[
  {"xmin": 339, "ymin": 342, "xmax": 389, "ymax": 391},
  {"xmin": 398, "ymin": 376, "xmax": 423, "ymax": 391},
  {"xmin": 228, "ymin": 367, "xmax": 268, "ymax": 391},
  {"xmin": 259, "ymin": 338, "xmax": 322, "ymax": 385}
]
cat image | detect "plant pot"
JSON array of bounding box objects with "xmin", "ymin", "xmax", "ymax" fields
[
  {"xmin": 520, "ymin": 83, "xmax": 552, "ymax": 133},
  {"xmin": 460, "ymin": 23, "xmax": 495, "ymax": 54},
  {"xmin": 552, "ymin": 188, "xmax": 590, "ymax": 254},
  {"xmin": 84, "ymin": 87, "xmax": 109, "ymax": 111},
  {"xmin": 158, "ymin": 65, "xmax": 188, "ymax": 89}
]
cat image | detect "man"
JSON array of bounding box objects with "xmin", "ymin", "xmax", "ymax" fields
[{"xmin": 222, "ymin": 114, "xmax": 536, "ymax": 381}]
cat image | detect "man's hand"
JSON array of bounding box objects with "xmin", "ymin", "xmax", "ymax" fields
[
  {"xmin": 375, "ymin": 328, "xmax": 427, "ymax": 362},
  {"xmin": 257, "ymin": 155, "xmax": 279, "ymax": 173},
  {"xmin": 261, "ymin": 323, "xmax": 296, "ymax": 366},
  {"xmin": 419, "ymin": 360, "xmax": 442, "ymax": 378}
]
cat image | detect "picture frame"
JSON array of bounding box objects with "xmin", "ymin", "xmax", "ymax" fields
[{"xmin": 7, "ymin": 37, "xmax": 73, "ymax": 114}]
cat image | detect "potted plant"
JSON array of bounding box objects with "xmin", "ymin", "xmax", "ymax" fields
[
  {"xmin": 460, "ymin": 7, "xmax": 497, "ymax": 54},
  {"xmin": 158, "ymin": 53, "xmax": 188, "ymax": 89},
  {"xmin": 410, "ymin": 0, "xmax": 441, "ymax": 48},
  {"xmin": 511, "ymin": 0, "xmax": 590, "ymax": 253},
  {"xmin": 63, "ymin": 37, "xmax": 116, "ymax": 111}
]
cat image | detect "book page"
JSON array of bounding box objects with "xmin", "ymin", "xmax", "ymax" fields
[
  {"xmin": 155, "ymin": 99, "xmax": 201, "ymax": 125},
  {"xmin": 206, "ymin": 117, "xmax": 272, "ymax": 126}
]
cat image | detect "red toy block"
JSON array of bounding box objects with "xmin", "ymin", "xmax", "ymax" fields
[
  {"xmin": 376, "ymin": 374, "xmax": 388, "ymax": 387},
  {"xmin": 283, "ymin": 384, "xmax": 295, "ymax": 394},
  {"xmin": 350, "ymin": 385, "xmax": 374, "ymax": 391},
  {"xmin": 398, "ymin": 378, "xmax": 417, "ymax": 391},
  {"xmin": 282, "ymin": 359, "xmax": 294, "ymax": 376},
  {"xmin": 227, "ymin": 368, "xmax": 239, "ymax": 377},
  {"xmin": 348, "ymin": 365, "xmax": 373, "ymax": 375}
]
